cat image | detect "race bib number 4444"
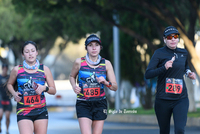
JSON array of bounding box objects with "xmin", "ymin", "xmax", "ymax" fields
[{"xmin": 165, "ymin": 78, "xmax": 183, "ymax": 94}]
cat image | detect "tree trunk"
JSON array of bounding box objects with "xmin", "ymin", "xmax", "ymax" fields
[{"xmin": 178, "ymin": 29, "xmax": 200, "ymax": 77}]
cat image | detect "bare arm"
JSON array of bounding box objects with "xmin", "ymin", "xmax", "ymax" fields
[
  {"xmin": 96, "ymin": 60, "xmax": 118, "ymax": 91},
  {"xmin": 69, "ymin": 58, "xmax": 81, "ymax": 94},
  {"xmin": 7, "ymin": 66, "xmax": 22, "ymax": 102},
  {"xmin": 43, "ymin": 65, "xmax": 56, "ymax": 95},
  {"xmin": 105, "ymin": 60, "xmax": 118, "ymax": 91}
]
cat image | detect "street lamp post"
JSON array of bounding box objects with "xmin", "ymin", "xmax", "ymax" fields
[{"xmin": 113, "ymin": 12, "xmax": 120, "ymax": 110}]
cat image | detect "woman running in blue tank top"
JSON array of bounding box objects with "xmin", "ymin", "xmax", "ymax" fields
[
  {"xmin": 69, "ymin": 34, "xmax": 118, "ymax": 134},
  {"xmin": 7, "ymin": 41, "xmax": 56, "ymax": 134}
]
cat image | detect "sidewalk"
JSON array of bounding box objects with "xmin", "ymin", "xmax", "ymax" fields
[
  {"xmin": 106, "ymin": 113, "xmax": 200, "ymax": 127},
  {"xmin": 70, "ymin": 107, "xmax": 200, "ymax": 127}
]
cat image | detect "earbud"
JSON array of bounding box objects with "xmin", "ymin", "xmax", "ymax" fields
[{"xmin": 164, "ymin": 40, "xmax": 166, "ymax": 44}]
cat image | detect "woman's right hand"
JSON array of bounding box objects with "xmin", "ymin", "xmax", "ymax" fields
[
  {"xmin": 165, "ymin": 56, "xmax": 175, "ymax": 70},
  {"xmin": 73, "ymin": 86, "xmax": 81, "ymax": 94},
  {"xmin": 14, "ymin": 92, "xmax": 22, "ymax": 102}
]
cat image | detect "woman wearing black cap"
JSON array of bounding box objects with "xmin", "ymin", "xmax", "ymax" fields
[
  {"xmin": 145, "ymin": 26, "xmax": 196, "ymax": 134},
  {"xmin": 69, "ymin": 34, "xmax": 118, "ymax": 134}
]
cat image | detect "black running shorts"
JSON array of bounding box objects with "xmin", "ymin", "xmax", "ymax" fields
[
  {"xmin": 17, "ymin": 110, "xmax": 48, "ymax": 122},
  {"xmin": 0, "ymin": 100, "xmax": 12, "ymax": 112},
  {"xmin": 76, "ymin": 99, "xmax": 107, "ymax": 120}
]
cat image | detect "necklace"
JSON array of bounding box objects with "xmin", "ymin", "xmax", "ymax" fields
[
  {"xmin": 85, "ymin": 53, "xmax": 101, "ymax": 66},
  {"xmin": 23, "ymin": 59, "xmax": 40, "ymax": 70}
]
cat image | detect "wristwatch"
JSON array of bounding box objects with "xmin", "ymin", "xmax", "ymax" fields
[
  {"xmin": 45, "ymin": 86, "xmax": 49, "ymax": 92},
  {"xmin": 106, "ymin": 81, "xmax": 112, "ymax": 87}
]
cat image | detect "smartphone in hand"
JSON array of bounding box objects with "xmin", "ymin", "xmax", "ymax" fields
[{"xmin": 32, "ymin": 81, "xmax": 38, "ymax": 90}]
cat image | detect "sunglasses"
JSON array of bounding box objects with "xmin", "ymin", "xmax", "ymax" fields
[{"xmin": 166, "ymin": 34, "xmax": 179, "ymax": 40}]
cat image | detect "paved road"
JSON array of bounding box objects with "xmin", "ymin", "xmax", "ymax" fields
[{"xmin": 1, "ymin": 107, "xmax": 199, "ymax": 134}]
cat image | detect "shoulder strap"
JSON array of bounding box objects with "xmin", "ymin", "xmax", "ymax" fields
[
  {"xmin": 80, "ymin": 57, "xmax": 87, "ymax": 67},
  {"xmin": 81, "ymin": 57, "xmax": 85, "ymax": 62},
  {"xmin": 38, "ymin": 64, "xmax": 44, "ymax": 70},
  {"xmin": 17, "ymin": 64, "xmax": 24, "ymax": 74},
  {"xmin": 19, "ymin": 64, "xmax": 23, "ymax": 68},
  {"xmin": 100, "ymin": 58, "xmax": 105, "ymax": 64}
]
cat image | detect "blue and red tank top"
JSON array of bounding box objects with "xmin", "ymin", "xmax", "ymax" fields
[
  {"xmin": 77, "ymin": 57, "xmax": 107, "ymax": 101},
  {"xmin": 16, "ymin": 64, "xmax": 47, "ymax": 116}
]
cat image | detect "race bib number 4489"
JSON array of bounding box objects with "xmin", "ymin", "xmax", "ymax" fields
[{"xmin": 165, "ymin": 78, "xmax": 183, "ymax": 94}]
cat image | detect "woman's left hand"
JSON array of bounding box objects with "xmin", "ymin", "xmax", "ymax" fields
[
  {"xmin": 96, "ymin": 76, "xmax": 109, "ymax": 86},
  {"xmin": 35, "ymin": 84, "xmax": 46, "ymax": 95},
  {"xmin": 188, "ymin": 72, "xmax": 196, "ymax": 80}
]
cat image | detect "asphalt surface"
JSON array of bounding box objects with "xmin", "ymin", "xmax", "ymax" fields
[{"xmin": 0, "ymin": 107, "xmax": 199, "ymax": 134}]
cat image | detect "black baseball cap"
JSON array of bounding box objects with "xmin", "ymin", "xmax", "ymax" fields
[
  {"xmin": 2, "ymin": 63, "xmax": 8, "ymax": 68},
  {"xmin": 85, "ymin": 34, "xmax": 101, "ymax": 46},
  {"xmin": 163, "ymin": 26, "xmax": 180, "ymax": 37}
]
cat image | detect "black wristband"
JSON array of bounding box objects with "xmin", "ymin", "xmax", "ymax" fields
[{"xmin": 45, "ymin": 86, "xmax": 49, "ymax": 92}]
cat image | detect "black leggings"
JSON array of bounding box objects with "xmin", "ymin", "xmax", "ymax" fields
[{"xmin": 154, "ymin": 97, "xmax": 189, "ymax": 134}]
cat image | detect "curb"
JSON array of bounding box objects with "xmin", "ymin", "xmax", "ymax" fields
[
  {"xmin": 48, "ymin": 106, "xmax": 200, "ymax": 127},
  {"xmin": 106, "ymin": 114, "xmax": 157, "ymax": 124},
  {"xmin": 106, "ymin": 114, "xmax": 200, "ymax": 127},
  {"xmin": 187, "ymin": 117, "xmax": 200, "ymax": 127}
]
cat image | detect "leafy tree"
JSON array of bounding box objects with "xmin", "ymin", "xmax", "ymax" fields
[
  {"xmin": 10, "ymin": 0, "xmax": 113, "ymax": 64},
  {"xmin": 13, "ymin": 0, "xmax": 200, "ymax": 80},
  {"xmin": 0, "ymin": 0, "xmax": 58, "ymax": 65},
  {"xmin": 8, "ymin": 0, "xmax": 200, "ymax": 110}
]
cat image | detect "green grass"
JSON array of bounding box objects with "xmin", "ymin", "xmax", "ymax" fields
[
  {"xmin": 132, "ymin": 107, "xmax": 155, "ymax": 115},
  {"xmin": 108, "ymin": 107, "xmax": 155, "ymax": 115},
  {"xmin": 108, "ymin": 107, "xmax": 200, "ymax": 118},
  {"xmin": 187, "ymin": 108, "xmax": 200, "ymax": 117}
]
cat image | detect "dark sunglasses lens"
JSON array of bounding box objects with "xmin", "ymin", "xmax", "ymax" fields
[
  {"xmin": 166, "ymin": 35, "xmax": 179, "ymax": 40},
  {"xmin": 166, "ymin": 36, "xmax": 172, "ymax": 40},
  {"xmin": 174, "ymin": 35, "xmax": 179, "ymax": 39}
]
